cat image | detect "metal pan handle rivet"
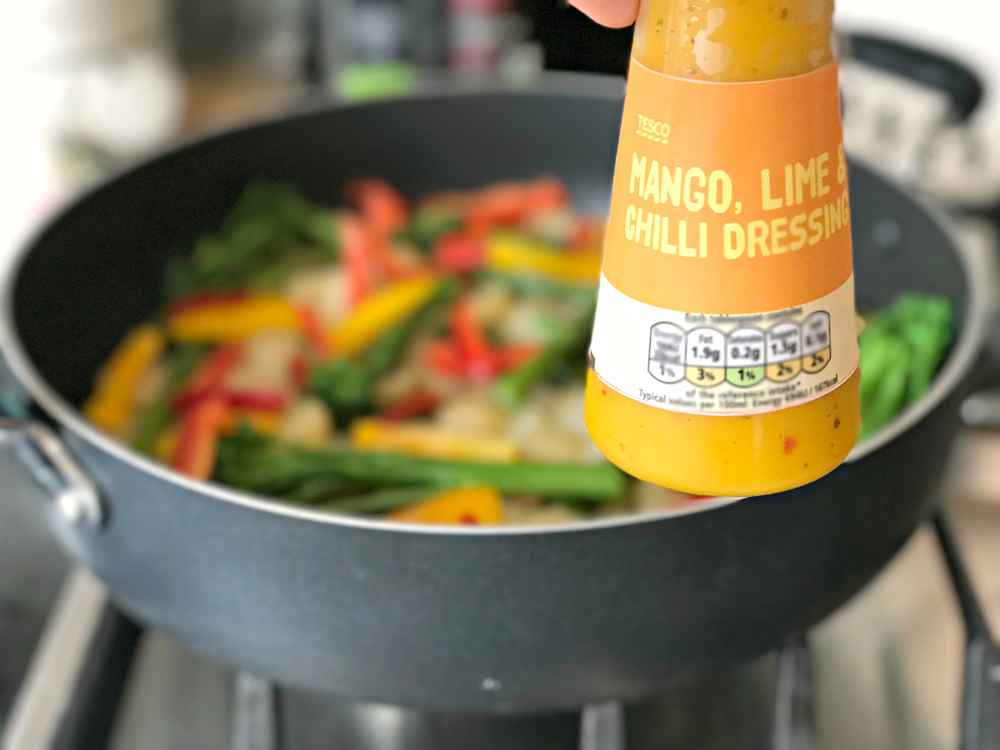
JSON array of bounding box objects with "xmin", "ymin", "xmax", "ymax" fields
[{"xmin": 0, "ymin": 417, "xmax": 104, "ymax": 529}]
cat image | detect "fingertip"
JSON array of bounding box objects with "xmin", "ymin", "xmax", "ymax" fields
[{"xmin": 568, "ymin": 0, "xmax": 640, "ymax": 28}]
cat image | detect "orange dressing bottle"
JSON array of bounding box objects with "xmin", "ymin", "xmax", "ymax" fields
[{"xmin": 585, "ymin": 0, "xmax": 861, "ymax": 496}]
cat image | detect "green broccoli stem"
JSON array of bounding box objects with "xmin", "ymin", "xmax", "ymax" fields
[
  {"xmin": 492, "ymin": 338, "xmax": 574, "ymax": 410},
  {"xmin": 492, "ymin": 296, "xmax": 596, "ymax": 410},
  {"xmin": 216, "ymin": 429, "xmax": 627, "ymax": 502},
  {"xmin": 317, "ymin": 451, "xmax": 626, "ymax": 500},
  {"xmin": 309, "ymin": 277, "xmax": 460, "ymax": 421},
  {"xmin": 319, "ymin": 487, "xmax": 438, "ymax": 514}
]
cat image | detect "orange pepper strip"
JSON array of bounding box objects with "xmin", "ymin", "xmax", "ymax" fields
[
  {"xmin": 167, "ymin": 294, "xmax": 300, "ymax": 343},
  {"xmin": 84, "ymin": 324, "xmax": 167, "ymax": 433},
  {"xmin": 387, "ymin": 486, "xmax": 504, "ymax": 525},
  {"xmin": 172, "ymin": 392, "xmax": 230, "ymax": 480}
]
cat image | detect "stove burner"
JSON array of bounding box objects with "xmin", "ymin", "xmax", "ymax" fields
[{"xmin": 0, "ymin": 511, "xmax": 995, "ymax": 750}]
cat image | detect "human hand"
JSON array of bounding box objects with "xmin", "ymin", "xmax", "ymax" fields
[{"xmin": 567, "ymin": 0, "xmax": 640, "ymax": 28}]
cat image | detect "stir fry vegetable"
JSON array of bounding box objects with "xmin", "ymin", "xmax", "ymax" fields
[
  {"xmin": 387, "ymin": 486, "xmax": 503, "ymax": 525},
  {"xmin": 215, "ymin": 426, "xmax": 626, "ymax": 505},
  {"xmin": 331, "ymin": 274, "xmax": 443, "ymax": 355},
  {"xmin": 857, "ymin": 293, "xmax": 953, "ymax": 439},
  {"xmin": 84, "ymin": 176, "xmax": 955, "ymax": 525},
  {"xmin": 84, "ymin": 324, "xmax": 167, "ymax": 432},
  {"xmin": 167, "ymin": 294, "xmax": 299, "ymax": 343}
]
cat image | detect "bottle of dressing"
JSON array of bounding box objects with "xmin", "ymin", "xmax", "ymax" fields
[{"xmin": 585, "ymin": 0, "xmax": 861, "ymax": 496}]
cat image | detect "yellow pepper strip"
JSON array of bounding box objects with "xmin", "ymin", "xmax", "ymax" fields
[
  {"xmin": 84, "ymin": 324, "xmax": 167, "ymax": 433},
  {"xmin": 485, "ymin": 232, "xmax": 601, "ymax": 283},
  {"xmin": 167, "ymin": 295, "xmax": 300, "ymax": 343},
  {"xmin": 330, "ymin": 274, "xmax": 440, "ymax": 355},
  {"xmin": 387, "ymin": 486, "xmax": 504, "ymax": 525},
  {"xmin": 152, "ymin": 426, "xmax": 179, "ymax": 462},
  {"xmin": 350, "ymin": 417, "xmax": 519, "ymax": 464}
]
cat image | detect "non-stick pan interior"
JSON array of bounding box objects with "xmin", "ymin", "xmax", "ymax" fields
[
  {"xmin": 12, "ymin": 90, "xmax": 967, "ymax": 411},
  {"xmin": 12, "ymin": 93, "xmax": 621, "ymax": 407}
]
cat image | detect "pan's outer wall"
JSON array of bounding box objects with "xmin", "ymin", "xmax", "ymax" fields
[
  {"xmin": 12, "ymin": 91, "xmax": 971, "ymax": 711},
  {"xmin": 50, "ymin": 396, "xmax": 958, "ymax": 712}
]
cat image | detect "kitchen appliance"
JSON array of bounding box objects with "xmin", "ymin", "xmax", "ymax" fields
[
  {"xmin": 0, "ymin": 74, "xmax": 994, "ymax": 712},
  {"xmin": 1, "ymin": 508, "xmax": 996, "ymax": 749}
]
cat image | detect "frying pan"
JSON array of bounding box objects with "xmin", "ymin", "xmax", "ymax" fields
[{"xmin": 0, "ymin": 75, "xmax": 993, "ymax": 712}]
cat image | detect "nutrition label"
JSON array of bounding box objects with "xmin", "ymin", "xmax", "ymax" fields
[
  {"xmin": 649, "ymin": 311, "xmax": 832, "ymax": 388},
  {"xmin": 591, "ymin": 274, "xmax": 858, "ymax": 416}
]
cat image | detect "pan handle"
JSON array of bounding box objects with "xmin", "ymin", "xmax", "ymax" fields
[
  {"xmin": 961, "ymin": 316, "xmax": 1000, "ymax": 429},
  {"xmin": 0, "ymin": 417, "xmax": 104, "ymax": 530},
  {"xmin": 951, "ymin": 218, "xmax": 1000, "ymax": 430}
]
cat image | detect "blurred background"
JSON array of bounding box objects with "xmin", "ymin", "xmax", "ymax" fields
[
  {"xmin": 8, "ymin": 0, "xmax": 1000, "ymax": 256},
  {"xmin": 6, "ymin": 1, "xmax": 1000, "ymax": 749},
  {"xmin": 8, "ymin": 0, "xmax": 1000, "ymax": 239}
]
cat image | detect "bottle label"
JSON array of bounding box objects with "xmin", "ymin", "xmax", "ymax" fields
[{"xmin": 591, "ymin": 59, "xmax": 858, "ymax": 415}]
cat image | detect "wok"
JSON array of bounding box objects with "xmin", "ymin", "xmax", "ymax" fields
[{"xmin": 0, "ymin": 76, "xmax": 992, "ymax": 712}]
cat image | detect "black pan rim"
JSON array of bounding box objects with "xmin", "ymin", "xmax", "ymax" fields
[{"xmin": 0, "ymin": 79, "xmax": 991, "ymax": 536}]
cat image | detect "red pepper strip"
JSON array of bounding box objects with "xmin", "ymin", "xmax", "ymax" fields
[
  {"xmin": 339, "ymin": 214, "xmax": 379, "ymax": 306},
  {"xmin": 425, "ymin": 339, "xmax": 532, "ymax": 379},
  {"xmin": 171, "ymin": 392, "xmax": 230, "ymax": 480},
  {"xmin": 344, "ymin": 180, "xmax": 413, "ymax": 281},
  {"xmin": 450, "ymin": 299, "xmax": 496, "ymax": 382},
  {"xmin": 569, "ymin": 218, "xmax": 602, "ymax": 253},
  {"xmin": 290, "ymin": 355, "xmax": 309, "ymax": 390},
  {"xmin": 226, "ymin": 390, "xmax": 288, "ymax": 412},
  {"xmin": 492, "ymin": 344, "xmax": 540, "ymax": 371},
  {"xmin": 425, "ymin": 339, "xmax": 465, "ymax": 377},
  {"xmin": 346, "ymin": 178, "xmax": 410, "ymax": 235},
  {"xmin": 433, "ymin": 233, "xmax": 485, "ymax": 274},
  {"xmin": 371, "ymin": 232, "xmax": 408, "ymax": 281},
  {"xmin": 527, "ymin": 176, "xmax": 570, "ymax": 210},
  {"xmin": 296, "ymin": 305, "xmax": 332, "ymax": 358},
  {"xmin": 173, "ymin": 344, "xmax": 243, "ymax": 410},
  {"xmin": 466, "ymin": 177, "xmax": 570, "ymax": 234},
  {"xmin": 165, "ymin": 290, "xmax": 249, "ymax": 318},
  {"xmin": 380, "ymin": 391, "xmax": 440, "ymax": 422}
]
